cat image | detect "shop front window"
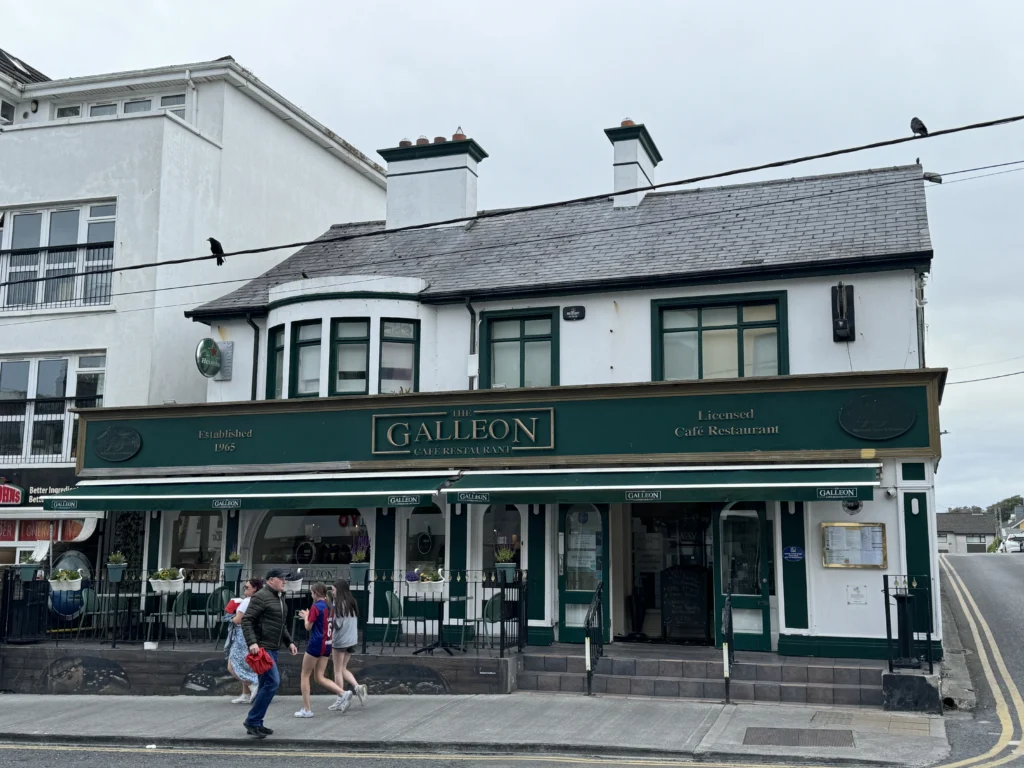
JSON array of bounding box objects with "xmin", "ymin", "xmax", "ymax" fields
[
  {"xmin": 482, "ymin": 504, "xmax": 522, "ymax": 572},
  {"xmin": 170, "ymin": 512, "xmax": 223, "ymax": 577},
  {"xmin": 253, "ymin": 510, "xmax": 368, "ymax": 577},
  {"xmin": 565, "ymin": 504, "xmax": 602, "ymax": 592},
  {"xmin": 406, "ymin": 505, "xmax": 445, "ymax": 577}
]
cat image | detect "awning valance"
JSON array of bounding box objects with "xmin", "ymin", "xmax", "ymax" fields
[
  {"xmin": 43, "ymin": 472, "xmax": 453, "ymax": 512},
  {"xmin": 441, "ymin": 465, "xmax": 879, "ymax": 505}
]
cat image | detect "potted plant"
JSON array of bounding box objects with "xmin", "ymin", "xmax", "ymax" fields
[
  {"xmin": 284, "ymin": 569, "xmax": 304, "ymax": 594},
  {"xmin": 106, "ymin": 551, "xmax": 127, "ymax": 583},
  {"xmin": 408, "ymin": 567, "xmax": 447, "ymax": 598},
  {"xmin": 16, "ymin": 557, "xmax": 40, "ymax": 582},
  {"xmin": 494, "ymin": 547, "xmax": 517, "ymax": 583},
  {"xmin": 164, "ymin": 567, "xmax": 186, "ymax": 593},
  {"xmin": 148, "ymin": 569, "xmax": 167, "ymax": 594},
  {"xmin": 48, "ymin": 569, "xmax": 83, "ymax": 592},
  {"xmin": 224, "ymin": 552, "xmax": 244, "ymax": 582},
  {"xmin": 349, "ymin": 536, "xmax": 370, "ymax": 584}
]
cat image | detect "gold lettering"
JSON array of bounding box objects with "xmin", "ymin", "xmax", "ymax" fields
[
  {"xmin": 472, "ymin": 419, "xmax": 488, "ymax": 440},
  {"xmin": 415, "ymin": 423, "xmax": 433, "ymax": 442},
  {"xmin": 512, "ymin": 417, "xmax": 539, "ymax": 444},
  {"xmin": 488, "ymin": 419, "xmax": 510, "ymax": 440},
  {"xmin": 434, "ymin": 421, "xmax": 452, "ymax": 441},
  {"xmin": 387, "ymin": 422, "xmax": 410, "ymax": 447},
  {"xmin": 454, "ymin": 420, "xmax": 471, "ymax": 440}
]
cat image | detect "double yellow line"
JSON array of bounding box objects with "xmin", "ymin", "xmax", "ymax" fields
[{"xmin": 934, "ymin": 555, "xmax": 1024, "ymax": 768}]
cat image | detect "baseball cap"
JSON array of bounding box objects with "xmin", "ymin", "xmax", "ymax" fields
[{"xmin": 266, "ymin": 567, "xmax": 296, "ymax": 581}]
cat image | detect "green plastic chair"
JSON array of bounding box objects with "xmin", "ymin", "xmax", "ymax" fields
[
  {"xmin": 473, "ymin": 594, "xmax": 503, "ymax": 653},
  {"xmin": 171, "ymin": 589, "xmax": 194, "ymax": 646},
  {"xmin": 204, "ymin": 586, "xmax": 235, "ymax": 643},
  {"xmin": 75, "ymin": 588, "xmax": 103, "ymax": 639},
  {"xmin": 379, "ymin": 590, "xmax": 403, "ymax": 656}
]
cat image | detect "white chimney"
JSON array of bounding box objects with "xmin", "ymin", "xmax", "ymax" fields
[
  {"xmin": 378, "ymin": 130, "xmax": 489, "ymax": 229},
  {"xmin": 604, "ymin": 119, "xmax": 662, "ymax": 207}
]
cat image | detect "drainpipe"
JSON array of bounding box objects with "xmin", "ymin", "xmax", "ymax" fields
[
  {"xmin": 915, "ymin": 273, "xmax": 927, "ymax": 368},
  {"xmin": 245, "ymin": 314, "xmax": 260, "ymax": 401},
  {"xmin": 185, "ymin": 69, "xmax": 197, "ymax": 121},
  {"xmin": 466, "ymin": 298, "xmax": 477, "ymax": 390}
]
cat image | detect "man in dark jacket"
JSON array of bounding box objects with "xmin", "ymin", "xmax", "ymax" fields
[{"xmin": 241, "ymin": 568, "xmax": 298, "ymax": 738}]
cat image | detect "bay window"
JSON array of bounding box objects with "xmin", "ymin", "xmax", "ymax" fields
[
  {"xmin": 290, "ymin": 321, "xmax": 322, "ymax": 397},
  {"xmin": 331, "ymin": 319, "xmax": 370, "ymax": 395}
]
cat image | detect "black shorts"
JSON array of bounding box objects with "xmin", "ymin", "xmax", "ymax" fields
[{"xmin": 334, "ymin": 645, "xmax": 356, "ymax": 654}]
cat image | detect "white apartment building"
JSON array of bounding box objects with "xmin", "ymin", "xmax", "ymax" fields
[{"xmin": 0, "ymin": 47, "xmax": 385, "ymax": 564}]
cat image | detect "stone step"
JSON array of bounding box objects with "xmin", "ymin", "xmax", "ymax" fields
[
  {"xmin": 516, "ymin": 670, "xmax": 883, "ymax": 706},
  {"xmin": 520, "ymin": 654, "xmax": 883, "ymax": 688}
]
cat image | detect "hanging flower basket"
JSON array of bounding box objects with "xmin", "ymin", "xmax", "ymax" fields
[
  {"xmin": 496, "ymin": 562, "xmax": 517, "ymax": 584},
  {"xmin": 349, "ymin": 562, "xmax": 370, "ymax": 585},
  {"xmin": 48, "ymin": 569, "xmax": 83, "ymax": 592},
  {"xmin": 106, "ymin": 564, "xmax": 127, "ymax": 584},
  {"xmin": 224, "ymin": 561, "xmax": 244, "ymax": 582},
  {"xmin": 284, "ymin": 577, "xmax": 304, "ymax": 594},
  {"xmin": 16, "ymin": 563, "xmax": 39, "ymax": 582}
]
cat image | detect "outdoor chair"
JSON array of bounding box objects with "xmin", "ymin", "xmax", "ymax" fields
[
  {"xmin": 204, "ymin": 586, "xmax": 235, "ymax": 644},
  {"xmin": 473, "ymin": 594, "xmax": 503, "ymax": 654},
  {"xmin": 170, "ymin": 589, "xmax": 194, "ymax": 646},
  {"xmin": 75, "ymin": 588, "xmax": 104, "ymax": 639},
  {"xmin": 379, "ymin": 590, "xmax": 403, "ymax": 656}
]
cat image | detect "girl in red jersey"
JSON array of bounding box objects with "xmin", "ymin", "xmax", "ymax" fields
[{"xmin": 294, "ymin": 582, "xmax": 345, "ymax": 717}]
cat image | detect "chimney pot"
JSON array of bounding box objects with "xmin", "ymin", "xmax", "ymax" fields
[
  {"xmin": 398, "ymin": 139, "xmax": 413, "ymax": 147},
  {"xmin": 416, "ymin": 136, "xmax": 430, "ymax": 146},
  {"xmin": 434, "ymin": 136, "xmax": 447, "ymax": 143},
  {"xmin": 453, "ymin": 131, "xmax": 467, "ymax": 141},
  {"xmin": 621, "ymin": 118, "xmax": 635, "ymax": 127}
]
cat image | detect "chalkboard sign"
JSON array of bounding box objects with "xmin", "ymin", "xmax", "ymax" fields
[{"xmin": 660, "ymin": 565, "xmax": 709, "ymax": 641}]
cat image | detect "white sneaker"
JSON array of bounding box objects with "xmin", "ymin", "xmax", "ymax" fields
[
  {"xmin": 231, "ymin": 694, "xmax": 250, "ymax": 704},
  {"xmin": 339, "ymin": 691, "xmax": 353, "ymax": 713},
  {"xmin": 356, "ymin": 684, "xmax": 368, "ymax": 705},
  {"xmin": 294, "ymin": 708, "xmax": 314, "ymax": 718},
  {"xmin": 327, "ymin": 695, "xmax": 345, "ymax": 711}
]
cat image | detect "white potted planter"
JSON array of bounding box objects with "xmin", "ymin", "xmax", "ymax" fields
[
  {"xmin": 149, "ymin": 576, "xmax": 167, "ymax": 595},
  {"xmin": 165, "ymin": 569, "xmax": 186, "ymax": 593},
  {"xmin": 284, "ymin": 576, "xmax": 304, "ymax": 594},
  {"xmin": 406, "ymin": 574, "xmax": 448, "ymax": 600},
  {"xmin": 48, "ymin": 569, "xmax": 83, "ymax": 592}
]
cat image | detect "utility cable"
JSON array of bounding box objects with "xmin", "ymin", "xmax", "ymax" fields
[{"xmin": 945, "ymin": 370, "xmax": 1024, "ymax": 386}]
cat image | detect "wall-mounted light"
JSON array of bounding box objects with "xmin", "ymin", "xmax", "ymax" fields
[
  {"xmin": 832, "ymin": 281, "xmax": 856, "ymax": 342},
  {"xmin": 30, "ymin": 100, "xmax": 38, "ymax": 113}
]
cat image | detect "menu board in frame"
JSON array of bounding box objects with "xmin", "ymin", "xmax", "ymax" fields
[{"xmin": 821, "ymin": 522, "xmax": 887, "ymax": 568}]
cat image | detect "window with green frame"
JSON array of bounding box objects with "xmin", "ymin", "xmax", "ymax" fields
[
  {"xmin": 330, "ymin": 318, "xmax": 370, "ymax": 395},
  {"xmin": 289, "ymin": 320, "xmax": 322, "ymax": 397},
  {"xmin": 481, "ymin": 308, "xmax": 559, "ymax": 390},
  {"xmin": 653, "ymin": 293, "xmax": 787, "ymax": 381},
  {"xmin": 265, "ymin": 325, "xmax": 284, "ymax": 399},
  {"xmin": 379, "ymin": 318, "xmax": 419, "ymax": 394}
]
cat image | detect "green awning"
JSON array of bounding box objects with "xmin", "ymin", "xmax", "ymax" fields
[
  {"xmin": 43, "ymin": 474, "xmax": 452, "ymax": 512},
  {"xmin": 442, "ymin": 465, "xmax": 879, "ymax": 504}
]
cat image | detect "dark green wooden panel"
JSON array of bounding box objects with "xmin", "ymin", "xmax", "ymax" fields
[
  {"xmin": 146, "ymin": 512, "xmax": 161, "ymax": 571},
  {"xmin": 779, "ymin": 633, "xmax": 942, "ymax": 661},
  {"xmin": 527, "ymin": 504, "xmax": 546, "ymax": 622},
  {"xmin": 901, "ymin": 462, "xmax": 926, "ymax": 481},
  {"xmin": 448, "ymin": 504, "xmax": 467, "ymax": 620},
  {"xmin": 225, "ymin": 511, "xmax": 239, "ymax": 557},
  {"xmin": 373, "ymin": 509, "xmax": 396, "ymax": 618},
  {"xmin": 780, "ymin": 502, "xmax": 809, "ymax": 630},
  {"xmin": 903, "ymin": 492, "xmax": 933, "ymax": 632}
]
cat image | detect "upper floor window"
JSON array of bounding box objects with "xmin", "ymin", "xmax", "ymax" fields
[
  {"xmin": 379, "ymin": 319, "xmax": 419, "ymax": 394},
  {"xmin": 481, "ymin": 309, "xmax": 559, "ymax": 390},
  {"xmin": 266, "ymin": 325, "xmax": 284, "ymax": 400},
  {"xmin": 331, "ymin": 319, "xmax": 369, "ymax": 396},
  {"xmin": 289, "ymin": 321, "xmax": 322, "ymax": 398},
  {"xmin": 55, "ymin": 105, "xmax": 80, "ymax": 119},
  {"xmin": 0, "ymin": 353, "xmax": 104, "ymax": 464},
  {"xmin": 73, "ymin": 94, "xmax": 186, "ymax": 121},
  {"xmin": 653, "ymin": 294, "xmax": 787, "ymax": 381},
  {"xmin": 1, "ymin": 203, "xmax": 115, "ymax": 310},
  {"xmin": 0, "ymin": 100, "xmax": 14, "ymax": 125},
  {"xmin": 160, "ymin": 95, "xmax": 186, "ymax": 119}
]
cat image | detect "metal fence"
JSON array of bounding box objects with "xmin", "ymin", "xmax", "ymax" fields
[
  {"xmin": 583, "ymin": 581, "xmax": 604, "ymax": 695},
  {"xmin": 0, "ymin": 566, "xmax": 529, "ymax": 658},
  {"xmin": 0, "ymin": 395, "xmax": 102, "ymax": 465},
  {"xmin": 0, "ymin": 242, "xmax": 114, "ymax": 311},
  {"xmin": 883, "ymin": 574, "xmax": 934, "ymax": 674}
]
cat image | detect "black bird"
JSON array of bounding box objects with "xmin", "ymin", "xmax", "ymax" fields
[
  {"xmin": 301, "ymin": 271, "xmax": 309, "ymax": 279},
  {"xmin": 207, "ymin": 237, "xmax": 225, "ymax": 266},
  {"xmin": 910, "ymin": 117, "xmax": 928, "ymax": 137}
]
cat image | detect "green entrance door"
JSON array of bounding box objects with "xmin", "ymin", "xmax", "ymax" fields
[
  {"xmin": 714, "ymin": 502, "xmax": 771, "ymax": 651},
  {"xmin": 558, "ymin": 503, "xmax": 610, "ymax": 643}
]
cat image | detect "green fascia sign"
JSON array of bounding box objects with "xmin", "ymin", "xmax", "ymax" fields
[{"xmin": 76, "ymin": 370, "xmax": 943, "ymax": 477}]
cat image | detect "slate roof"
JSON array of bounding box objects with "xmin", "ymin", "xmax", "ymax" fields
[
  {"xmin": 0, "ymin": 47, "xmax": 49, "ymax": 84},
  {"xmin": 936, "ymin": 512, "xmax": 998, "ymax": 535},
  {"xmin": 190, "ymin": 164, "xmax": 932, "ymax": 319}
]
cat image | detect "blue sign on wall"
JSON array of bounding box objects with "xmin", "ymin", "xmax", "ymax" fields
[{"xmin": 782, "ymin": 546, "xmax": 805, "ymax": 563}]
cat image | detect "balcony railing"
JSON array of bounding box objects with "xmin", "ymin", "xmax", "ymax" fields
[
  {"xmin": 0, "ymin": 395, "xmax": 101, "ymax": 465},
  {"xmin": 0, "ymin": 242, "xmax": 114, "ymax": 311}
]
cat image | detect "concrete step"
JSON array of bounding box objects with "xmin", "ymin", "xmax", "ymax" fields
[{"xmin": 516, "ymin": 670, "xmax": 883, "ymax": 706}]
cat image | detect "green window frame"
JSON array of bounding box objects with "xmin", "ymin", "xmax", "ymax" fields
[
  {"xmin": 329, "ymin": 318, "xmax": 370, "ymax": 396},
  {"xmin": 651, "ymin": 292, "xmax": 788, "ymax": 381},
  {"xmin": 265, "ymin": 324, "xmax": 284, "ymax": 400},
  {"xmin": 379, "ymin": 318, "xmax": 420, "ymax": 394},
  {"xmin": 479, "ymin": 307, "xmax": 560, "ymax": 390},
  {"xmin": 289, "ymin": 320, "xmax": 322, "ymax": 398}
]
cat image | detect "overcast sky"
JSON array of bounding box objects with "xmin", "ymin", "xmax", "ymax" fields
[{"xmin": 6, "ymin": 1, "xmax": 1022, "ymax": 510}]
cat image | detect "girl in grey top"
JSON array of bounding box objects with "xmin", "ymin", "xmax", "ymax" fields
[{"xmin": 328, "ymin": 579, "xmax": 367, "ymax": 712}]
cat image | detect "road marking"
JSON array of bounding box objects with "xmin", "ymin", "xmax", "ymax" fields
[
  {"xmin": 931, "ymin": 556, "xmax": 1015, "ymax": 768},
  {"xmin": 941, "ymin": 555, "xmax": 1024, "ymax": 768}
]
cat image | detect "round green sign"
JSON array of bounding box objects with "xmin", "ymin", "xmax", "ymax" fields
[{"xmin": 195, "ymin": 338, "xmax": 222, "ymax": 378}]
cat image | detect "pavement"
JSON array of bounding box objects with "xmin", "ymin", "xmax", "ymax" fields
[
  {"xmin": 939, "ymin": 569, "xmax": 977, "ymax": 711},
  {"xmin": 0, "ymin": 691, "xmax": 949, "ymax": 766}
]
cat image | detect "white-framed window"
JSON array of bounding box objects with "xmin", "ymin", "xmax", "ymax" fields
[
  {"xmin": 937, "ymin": 533, "xmax": 948, "ymax": 542},
  {"xmin": 1, "ymin": 202, "xmax": 115, "ymax": 309},
  {"xmin": 55, "ymin": 105, "xmax": 82, "ymax": 119},
  {"xmin": 400, "ymin": 504, "xmax": 447, "ymax": 577},
  {"xmin": 82, "ymin": 93, "xmax": 186, "ymax": 121},
  {"xmin": 0, "ymin": 353, "xmax": 105, "ymax": 464},
  {"xmin": 160, "ymin": 94, "xmax": 186, "ymax": 119},
  {"xmin": 0, "ymin": 100, "xmax": 14, "ymax": 125},
  {"xmin": 966, "ymin": 534, "xmax": 986, "ymax": 544},
  {"xmin": 89, "ymin": 103, "xmax": 117, "ymax": 117}
]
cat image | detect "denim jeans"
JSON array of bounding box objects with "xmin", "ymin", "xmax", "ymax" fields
[{"xmin": 245, "ymin": 650, "xmax": 280, "ymax": 727}]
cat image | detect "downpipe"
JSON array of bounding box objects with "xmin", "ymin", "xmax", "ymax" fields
[
  {"xmin": 465, "ymin": 298, "xmax": 477, "ymax": 390},
  {"xmin": 245, "ymin": 314, "xmax": 259, "ymax": 401}
]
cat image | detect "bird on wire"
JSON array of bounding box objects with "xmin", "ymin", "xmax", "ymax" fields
[
  {"xmin": 207, "ymin": 237, "xmax": 225, "ymax": 266},
  {"xmin": 911, "ymin": 117, "xmax": 928, "ymax": 137}
]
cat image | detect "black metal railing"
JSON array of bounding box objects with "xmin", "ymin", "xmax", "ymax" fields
[
  {"xmin": 0, "ymin": 395, "xmax": 102, "ymax": 465},
  {"xmin": 883, "ymin": 574, "xmax": 934, "ymax": 674},
  {"xmin": 0, "ymin": 566, "xmax": 530, "ymax": 658},
  {"xmin": 583, "ymin": 582, "xmax": 604, "ymax": 695},
  {"xmin": 0, "ymin": 242, "xmax": 114, "ymax": 311},
  {"xmin": 721, "ymin": 589, "xmax": 736, "ymax": 703}
]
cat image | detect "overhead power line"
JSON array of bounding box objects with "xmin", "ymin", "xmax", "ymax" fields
[
  {"xmin": 946, "ymin": 370, "xmax": 1024, "ymax": 386},
  {"xmin": 1, "ymin": 112, "xmax": 1023, "ymax": 293}
]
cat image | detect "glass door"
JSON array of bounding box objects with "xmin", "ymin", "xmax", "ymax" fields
[
  {"xmin": 558, "ymin": 504, "xmax": 609, "ymax": 643},
  {"xmin": 714, "ymin": 503, "xmax": 771, "ymax": 651}
]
